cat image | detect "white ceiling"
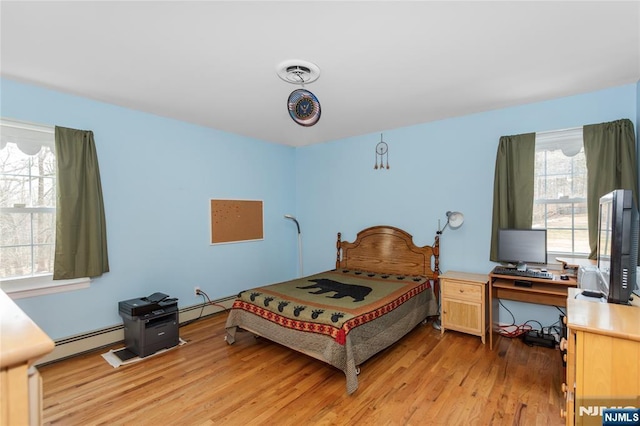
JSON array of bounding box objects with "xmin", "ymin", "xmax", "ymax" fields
[{"xmin": 1, "ymin": 1, "xmax": 639, "ymax": 147}]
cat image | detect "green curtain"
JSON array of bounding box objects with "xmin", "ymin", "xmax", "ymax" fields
[
  {"xmin": 489, "ymin": 133, "xmax": 536, "ymax": 261},
  {"xmin": 53, "ymin": 126, "xmax": 109, "ymax": 279},
  {"xmin": 583, "ymin": 118, "xmax": 638, "ymax": 260}
]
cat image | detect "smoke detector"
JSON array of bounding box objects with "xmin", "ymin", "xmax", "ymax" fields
[{"xmin": 276, "ymin": 59, "xmax": 320, "ymax": 85}]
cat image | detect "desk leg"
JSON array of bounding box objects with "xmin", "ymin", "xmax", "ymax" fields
[{"xmin": 489, "ymin": 280, "xmax": 499, "ymax": 350}]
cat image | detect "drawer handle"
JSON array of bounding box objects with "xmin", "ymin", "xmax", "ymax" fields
[
  {"xmin": 459, "ymin": 289, "xmax": 464, "ymax": 293},
  {"xmin": 559, "ymin": 338, "xmax": 567, "ymax": 351}
]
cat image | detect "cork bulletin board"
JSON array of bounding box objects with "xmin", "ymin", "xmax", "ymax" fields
[{"xmin": 210, "ymin": 199, "xmax": 264, "ymax": 244}]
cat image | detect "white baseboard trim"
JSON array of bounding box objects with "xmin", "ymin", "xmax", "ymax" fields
[{"xmin": 35, "ymin": 296, "xmax": 236, "ymax": 366}]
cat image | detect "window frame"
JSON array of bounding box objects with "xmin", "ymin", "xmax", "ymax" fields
[
  {"xmin": 1, "ymin": 275, "xmax": 91, "ymax": 299},
  {"xmin": 0, "ymin": 118, "xmax": 91, "ymax": 299},
  {"xmin": 533, "ymin": 127, "xmax": 589, "ymax": 259}
]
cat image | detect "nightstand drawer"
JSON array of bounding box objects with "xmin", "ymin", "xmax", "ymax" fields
[{"xmin": 442, "ymin": 280, "xmax": 482, "ymax": 302}]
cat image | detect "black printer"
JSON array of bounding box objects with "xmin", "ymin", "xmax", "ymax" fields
[
  {"xmin": 118, "ymin": 292, "xmax": 178, "ymax": 319},
  {"xmin": 118, "ymin": 292, "xmax": 179, "ymax": 357}
]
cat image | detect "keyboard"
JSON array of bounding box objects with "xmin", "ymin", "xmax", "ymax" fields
[{"xmin": 492, "ymin": 267, "xmax": 554, "ymax": 280}]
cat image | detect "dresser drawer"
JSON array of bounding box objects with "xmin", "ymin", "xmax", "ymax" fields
[{"xmin": 442, "ymin": 280, "xmax": 482, "ymax": 302}]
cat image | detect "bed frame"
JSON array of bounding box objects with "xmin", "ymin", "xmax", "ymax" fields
[
  {"xmin": 225, "ymin": 225, "xmax": 440, "ymax": 394},
  {"xmin": 337, "ymin": 225, "xmax": 439, "ymax": 278}
]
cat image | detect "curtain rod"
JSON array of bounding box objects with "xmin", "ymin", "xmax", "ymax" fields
[{"xmin": 536, "ymin": 126, "xmax": 582, "ymax": 137}]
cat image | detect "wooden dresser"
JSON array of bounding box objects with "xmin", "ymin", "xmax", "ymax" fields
[
  {"xmin": 0, "ymin": 290, "xmax": 54, "ymax": 426},
  {"xmin": 562, "ymin": 288, "xmax": 640, "ymax": 425}
]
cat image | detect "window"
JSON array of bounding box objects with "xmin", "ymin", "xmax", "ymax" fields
[
  {"xmin": 533, "ymin": 128, "xmax": 589, "ymax": 257},
  {"xmin": 0, "ymin": 118, "xmax": 89, "ymax": 298}
]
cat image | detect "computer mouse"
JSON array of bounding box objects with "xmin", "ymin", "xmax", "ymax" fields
[{"xmin": 560, "ymin": 275, "xmax": 569, "ymax": 280}]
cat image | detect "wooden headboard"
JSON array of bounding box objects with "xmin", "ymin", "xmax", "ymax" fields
[{"xmin": 336, "ymin": 225, "xmax": 439, "ymax": 279}]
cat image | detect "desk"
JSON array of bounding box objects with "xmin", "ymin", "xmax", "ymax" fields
[{"xmin": 488, "ymin": 270, "xmax": 577, "ymax": 350}]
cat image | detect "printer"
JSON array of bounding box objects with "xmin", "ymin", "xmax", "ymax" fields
[
  {"xmin": 577, "ymin": 265, "xmax": 608, "ymax": 294},
  {"xmin": 118, "ymin": 292, "xmax": 179, "ymax": 357},
  {"xmin": 118, "ymin": 292, "xmax": 178, "ymax": 319}
]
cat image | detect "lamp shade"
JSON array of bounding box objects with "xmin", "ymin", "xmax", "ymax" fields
[{"xmin": 446, "ymin": 211, "xmax": 464, "ymax": 229}]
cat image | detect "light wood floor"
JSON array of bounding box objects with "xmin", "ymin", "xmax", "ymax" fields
[{"xmin": 39, "ymin": 312, "xmax": 565, "ymax": 425}]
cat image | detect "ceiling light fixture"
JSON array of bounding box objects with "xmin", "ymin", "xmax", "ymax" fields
[
  {"xmin": 276, "ymin": 60, "xmax": 320, "ymax": 84},
  {"xmin": 277, "ymin": 59, "xmax": 321, "ymax": 127}
]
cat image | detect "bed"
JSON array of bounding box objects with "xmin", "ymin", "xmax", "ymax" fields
[{"xmin": 224, "ymin": 225, "xmax": 440, "ymax": 394}]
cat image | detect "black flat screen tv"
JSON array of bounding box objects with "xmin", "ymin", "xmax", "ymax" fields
[
  {"xmin": 497, "ymin": 228, "xmax": 547, "ymax": 271},
  {"xmin": 597, "ymin": 189, "xmax": 639, "ymax": 304}
]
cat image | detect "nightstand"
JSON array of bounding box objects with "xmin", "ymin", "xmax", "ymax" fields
[{"xmin": 439, "ymin": 271, "xmax": 489, "ymax": 343}]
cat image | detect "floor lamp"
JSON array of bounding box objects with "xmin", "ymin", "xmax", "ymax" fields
[
  {"xmin": 432, "ymin": 211, "xmax": 465, "ymax": 330},
  {"xmin": 284, "ymin": 214, "xmax": 303, "ymax": 277}
]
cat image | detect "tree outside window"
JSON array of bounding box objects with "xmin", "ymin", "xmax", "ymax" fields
[{"xmin": 0, "ymin": 140, "xmax": 56, "ymax": 279}]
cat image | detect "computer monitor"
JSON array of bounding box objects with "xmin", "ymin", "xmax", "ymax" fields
[
  {"xmin": 597, "ymin": 189, "xmax": 639, "ymax": 304},
  {"xmin": 497, "ymin": 228, "xmax": 547, "ymax": 271}
]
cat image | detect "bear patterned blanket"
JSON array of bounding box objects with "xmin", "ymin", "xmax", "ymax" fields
[
  {"xmin": 225, "ymin": 268, "xmax": 436, "ymax": 394},
  {"xmin": 227, "ymin": 269, "xmax": 431, "ymax": 345}
]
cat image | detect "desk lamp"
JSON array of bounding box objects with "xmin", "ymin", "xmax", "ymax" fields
[
  {"xmin": 284, "ymin": 214, "xmax": 303, "ymax": 277},
  {"xmin": 433, "ymin": 211, "xmax": 464, "ymax": 330},
  {"xmin": 438, "ymin": 211, "xmax": 465, "ymax": 234}
]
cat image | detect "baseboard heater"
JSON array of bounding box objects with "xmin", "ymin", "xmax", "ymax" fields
[{"xmin": 36, "ymin": 295, "xmax": 235, "ymax": 366}]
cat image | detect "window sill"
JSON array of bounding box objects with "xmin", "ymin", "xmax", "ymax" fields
[{"xmin": 0, "ymin": 275, "xmax": 91, "ymax": 299}]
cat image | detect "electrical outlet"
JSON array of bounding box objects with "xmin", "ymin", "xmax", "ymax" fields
[{"xmin": 194, "ymin": 286, "xmax": 201, "ymax": 297}]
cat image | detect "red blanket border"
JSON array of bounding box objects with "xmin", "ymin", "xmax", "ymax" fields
[{"xmin": 231, "ymin": 281, "xmax": 430, "ymax": 345}]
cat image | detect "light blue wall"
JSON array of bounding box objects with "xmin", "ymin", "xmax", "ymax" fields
[
  {"xmin": 296, "ymin": 84, "xmax": 638, "ymax": 327},
  {"xmin": 1, "ymin": 78, "xmax": 298, "ymax": 339},
  {"xmin": 1, "ymin": 78, "xmax": 637, "ymax": 339}
]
